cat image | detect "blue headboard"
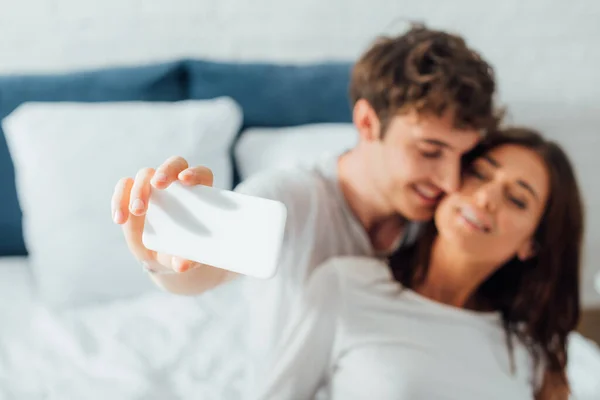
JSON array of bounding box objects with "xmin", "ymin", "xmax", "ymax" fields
[{"xmin": 0, "ymin": 59, "xmax": 353, "ymax": 255}]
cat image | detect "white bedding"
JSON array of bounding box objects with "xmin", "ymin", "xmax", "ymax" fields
[
  {"xmin": 0, "ymin": 257, "xmax": 250, "ymax": 400},
  {"xmin": 0, "ymin": 257, "xmax": 599, "ymax": 400}
]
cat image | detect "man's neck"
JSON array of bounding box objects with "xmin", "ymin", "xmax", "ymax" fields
[{"xmin": 337, "ymin": 149, "xmax": 405, "ymax": 252}]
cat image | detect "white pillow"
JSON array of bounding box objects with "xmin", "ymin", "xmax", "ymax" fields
[
  {"xmin": 2, "ymin": 98, "xmax": 242, "ymax": 307},
  {"xmin": 234, "ymin": 123, "xmax": 358, "ymax": 180}
]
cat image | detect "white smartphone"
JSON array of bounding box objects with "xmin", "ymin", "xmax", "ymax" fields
[{"xmin": 141, "ymin": 182, "xmax": 287, "ymax": 279}]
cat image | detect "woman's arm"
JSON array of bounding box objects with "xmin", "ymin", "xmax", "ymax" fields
[
  {"xmin": 535, "ymin": 370, "xmax": 569, "ymax": 400},
  {"xmin": 254, "ymin": 260, "xmax": 343, "ymax": 400}
]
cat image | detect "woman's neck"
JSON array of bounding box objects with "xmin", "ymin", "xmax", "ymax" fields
[{"xmin": 416, "ymin": 237, "xmax": 492, "ymax": 310}]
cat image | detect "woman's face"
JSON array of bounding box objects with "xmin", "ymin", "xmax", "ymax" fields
[{"xmin": 435, "ymin": 144, "xmax": 550, "ymax": 266}]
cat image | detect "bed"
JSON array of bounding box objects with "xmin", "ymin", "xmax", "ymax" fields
[
  {"xmin": 1, "ymin": 120, "xmax": 599, "ymax": 399},
  {"xmin": 0, "ymin": 1, "xmax": 599, "ymax": 399},
  {"xmin": 0, "ymin": 256, "xmax": 250, "ymax": 400}
]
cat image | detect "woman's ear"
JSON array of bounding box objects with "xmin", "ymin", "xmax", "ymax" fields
[
  {"xmin": 352, "ymin": 99, "xmax": 381, "ymax": 142},
  {"xmin": 517, "ymin": 238, "xmax": 539, "ymax": 261}
]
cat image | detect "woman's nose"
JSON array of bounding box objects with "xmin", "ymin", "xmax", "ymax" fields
[{"xmin": 474, "ymin": 183, "xmax": 500, "ymax": 212}]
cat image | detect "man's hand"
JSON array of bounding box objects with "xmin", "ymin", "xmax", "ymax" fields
[{"xmin": 111, "ymin": 156, "xmax": 214, "ymax": 273}]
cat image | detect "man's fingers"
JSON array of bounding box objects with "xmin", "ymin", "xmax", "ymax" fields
[
  {"xmin": 115, "ymin": 157, "xmax": 214, "ymax": 273},
  {"xmin": 129, "ymin": 168, "xmax": 155, "ymax": 216},
  {"xmin": 112, "ymin": 177, "xmax": 134, "ymax": 224},
  {"xmin": 154, "ymin": 254, "xmax": 203, "ymax": 274},
  {"xmin": 122, "ymin": 210, "xmax": 157, "ymax": 261},
  {"xmin": 178, "ymin": 166, "xmax": 214, "ymax": 187},
  {"xmin": 152, "ymin": 156, "xmax": 189, "ymax": 189},
  {"xmin": 171, "ymin": 256, "xmax": 205, "ymax": 273}
]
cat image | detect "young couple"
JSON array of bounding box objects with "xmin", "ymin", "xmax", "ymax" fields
[{"xmin": 111, "ymin": 24, "xmax": 584, "ymax": 399}]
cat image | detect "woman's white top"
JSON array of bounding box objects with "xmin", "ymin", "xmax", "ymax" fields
[{"xmin": 254, "ymin": 256, "xmax": 541, "ymax": 400}]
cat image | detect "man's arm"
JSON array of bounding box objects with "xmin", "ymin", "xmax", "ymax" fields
[
  {"xmin": 112, "ymin": 156, "xmax": 291, "ymax": 296},
  {"xmin": 146, "ymin": 260, "xmax": 238, "ymax": 296}
]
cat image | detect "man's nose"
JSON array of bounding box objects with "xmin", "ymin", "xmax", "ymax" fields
[{"xmin": 436, "ymin": 162, "xmax": 461, "ymax": 194}]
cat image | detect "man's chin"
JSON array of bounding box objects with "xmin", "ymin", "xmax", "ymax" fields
[{"xmin": 398, "ymin": 203, "xmax": 436, "ymax": 222}]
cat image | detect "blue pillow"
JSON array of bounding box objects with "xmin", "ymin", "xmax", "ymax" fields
[
  {"xmin": 0, "ymin": 61, "xmax": 188, "ymax": 256},
  {"xmin": 186, "ymin": 59, "xmax": 353, "ymax": 128}
]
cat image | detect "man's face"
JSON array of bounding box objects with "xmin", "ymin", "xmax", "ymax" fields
[{"xmin": 357, "ymin": 102, "xmax": 481, "ymax": 221}]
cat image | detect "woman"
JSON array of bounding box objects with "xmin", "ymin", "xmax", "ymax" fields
[{"xmin": 254, "ymin": 128, "xmax": 584, "ymax": 400}]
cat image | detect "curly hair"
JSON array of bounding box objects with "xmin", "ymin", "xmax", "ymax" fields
[
  {"xmin": 389, "ymin": 128, "xmax": 584, "ymax": 399},
  {"xmin": 349, "ymin": 23, "xmax": 501, "ymax": 134}
]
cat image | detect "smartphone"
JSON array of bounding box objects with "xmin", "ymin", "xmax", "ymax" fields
[{"xmin": 141, "ymin": 182, "xmax": 287, "ymax": 279}]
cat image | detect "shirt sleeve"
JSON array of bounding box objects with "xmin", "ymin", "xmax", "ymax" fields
[
  {"xmin": 234, "ymin": 168, "xmax": 290, "ymax": 201},
  {"xmin": 253, "ymin": 260, "xmax": 343, "ymax": 400}
]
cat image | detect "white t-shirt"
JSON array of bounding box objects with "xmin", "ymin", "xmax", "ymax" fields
[
  {"xmin": 234, "ymin": 154, "xmax": 421, "ymax": 391},
  {"xmin": 254, "ymin": 256, "xmax": 542, "ymax": 400}
]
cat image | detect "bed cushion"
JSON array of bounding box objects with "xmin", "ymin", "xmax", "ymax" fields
[
  {"xmin": 234, "ymin": 123, "xmax": 357, "ymax": 180},
  {"xmin": 2, "ymin": 97, "xmax": 242, "ymax": 307},
  {"xmin": 0, "ymin": 61, "xmax": 188, "ymax": 256}
]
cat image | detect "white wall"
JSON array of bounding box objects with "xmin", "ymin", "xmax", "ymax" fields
[{"xmin": 0, "ymin": 0, "xmax": 599, "ymax": 306}]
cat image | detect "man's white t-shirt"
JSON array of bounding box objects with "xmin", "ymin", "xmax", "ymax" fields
[
  {"xmin": 234, "ymin": 154, "xmax": 420, "ymax": 391},
  {"xmin": 254, "ymin": 256, "xmax": 542, "ymax": 400}
]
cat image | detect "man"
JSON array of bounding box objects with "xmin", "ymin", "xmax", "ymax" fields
[{"xmin": 111, "ymin": 23, "xmax": 500, "ymax": 388}]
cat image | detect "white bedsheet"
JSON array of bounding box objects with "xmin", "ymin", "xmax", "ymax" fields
[
  {"xmin": 0, "ymin": 257, "xmax": 250, "ymax": 400},
  {"xmin": 0, "ymin": 256, "xmax": 599, "ymax": 400}
]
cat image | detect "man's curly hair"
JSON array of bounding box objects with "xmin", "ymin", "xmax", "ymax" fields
[{"xmin": 349, "ymin": 23, "xmax": 501, "ymax": 134}]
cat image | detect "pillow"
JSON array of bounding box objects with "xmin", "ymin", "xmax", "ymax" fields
[
  {"xmin": 2, "ymin": 97, "xmax": 242, "ymax": 307},
  {"xmin": 0, "ymin": 60, "xmax": 188, "ymax": 256},
  {"xmin": 186, "ymin": 60, "xmax": 353, "ymax": 128},
  {"xmin": 234, "ymin": 123, "xmax": 357, "ymax": 180}
]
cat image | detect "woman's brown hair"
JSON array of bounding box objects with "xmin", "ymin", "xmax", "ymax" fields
[{"xmin": 389, "ymin": 127, "xmax": 585, "ymax": 398}]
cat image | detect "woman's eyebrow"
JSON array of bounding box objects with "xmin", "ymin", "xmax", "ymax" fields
[
  {"xmin": 483, "ymin": 155, "xmax": 539, "ymax": 199},
  {"xmin": 517, "ymin": 180, "xmax": 539, "ymax": 200},
  {"xmin": 482, "ymin": 155, "xmax": 499, "ymax": 167}
]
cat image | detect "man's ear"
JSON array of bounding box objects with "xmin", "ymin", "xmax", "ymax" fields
[
  {"xmin": 353, "ymin": 99, "xmax": 381, "ymax": 142},
  {"xmin": 517, "ymin": 238, "xmax": 539, "ymax": 261}
]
